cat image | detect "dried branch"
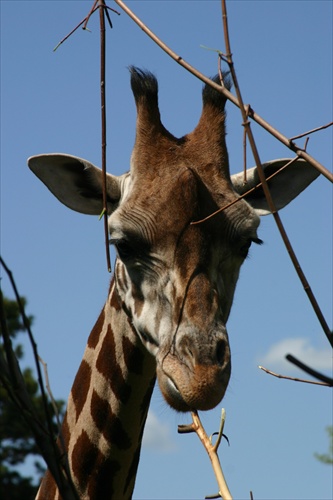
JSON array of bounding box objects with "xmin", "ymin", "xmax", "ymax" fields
[
  {"xmin": 113, "ymin": 0, "xmax": 332, "ymax": 182},
  {"xmin": 290, "ymin": 121, "xmax": 333, "ymax": 142},
  {"xmin": 98, "ymin": 0, "xmax": 112, "ymax": 273},
  {"xmin": 53, "ymin": 1, "xmax": 120, "ymax": 273},
  {"xmin": 258, "ymin": 365, "xmax": 332, "ymax": 387},
  {"xmin": 191, "ymin": 157, "xmax": 300, "ymax": 225},
  {"xmin": 53, "ymin": 6, "xmax": 98, "ymax": 51},
  {"xmin": 53, "ymin": 2, "xmax": 119, "ymax": 51},
  {"xmin": 0, "ymin": 257, "xmax": 56, "ymax": 439},
  {"xmin": 178, "ymin": 410, "xmax": 232, "ymax": 500},
  {"xmin": 0, "ymin": 258, "xmax": 79, "ymax": 499},
  {"xmin": 38, "ymin": 355, "xmax": 64, "ymax": 436},
  {"xmin": 83, "ymin": 0, "xmax": 99, "ymax": 30},
  {"xmin": 219, "ymin": 0, "xmax": 332, "ymax": 347},
  {"xmin": 38, "ymin": 354, "xmax": 78, "ymax": 495}
]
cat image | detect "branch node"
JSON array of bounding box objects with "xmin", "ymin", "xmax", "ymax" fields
[{"xmin": 177, "ymin": 423, "xmax": 196, "ymax": 434}]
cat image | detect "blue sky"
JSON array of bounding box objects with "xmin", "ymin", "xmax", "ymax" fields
[{"xmin": 1, "ymin": 1, "xmax": 332, "ymax": 499}]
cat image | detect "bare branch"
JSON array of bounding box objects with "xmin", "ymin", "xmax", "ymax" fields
[
  {"xmin": 219, "ymin": 0, "xmax": 332, "ymax": 347},
  {"xmin": 53, "ymin": 6, "xmax": 99, "ymax": 51},
  {"xmin": 0, "ymin": 258, "xmax": 79, "ymax": 499},
  {"xmin": 38, "ymin": 356, "xmax": 63, "ymax": 435},
  {"xmin": 290, "ymin": 121, "xmax": 333, "ymax": 142},
  {"xmin": 53, "ymin": 1, "xmax": 119, "ymax": 51},
  {"xmin": 0, "ymin": 257, "xmax": 56, "ymax": 440},
  {"xmin": 54, "ymin": 2, "xmax": 114, "ymax": 272},
  {"xmin": 98, "ymin": 0, "xmax": 112, "ymax": 273},
  {"xmin": 178, "ymin": 410, "xmax": 232, "ymax": 500},
  {"xmin": 191, "ymin": 157, "xmax": 300, "ymax": 225},
  {"xmin": 83, "ymin": 0, "xmax": 99, "ymax": 30},
  {"xmin": 258, "ymin": 365, "xmax": 332, "ymax": 387}
]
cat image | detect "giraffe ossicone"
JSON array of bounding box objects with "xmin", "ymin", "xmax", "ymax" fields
[{"xmin": 29, "ymin": 67, "xmax": 318, "ymax": 498}]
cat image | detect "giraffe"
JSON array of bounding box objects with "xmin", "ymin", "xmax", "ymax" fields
[{"xmin": 28, "ymin": 67, "xmax": 319, "ymax": 499}]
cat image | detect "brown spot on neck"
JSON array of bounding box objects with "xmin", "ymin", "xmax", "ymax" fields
[
  {"xmin": 90, "ymin": 389, "xmax": 132, "ymax": 450},
  {"xmin": 122, "ymin": 336, "xmax": 145, "ymax": 375},
  {"xmin": 72, "ymin": 429, "xmax": 121, "ymax": 498},
  {"xmin": 96, "ymin": 324, "xmax": 132, "ymax": 405},
  {"xmin": 88, "ymin": 307, "xmax": 105, "ymax": 349},
  {"xmin": 71, "ymin": 359, "xmax": 91, "ymax": 422}
]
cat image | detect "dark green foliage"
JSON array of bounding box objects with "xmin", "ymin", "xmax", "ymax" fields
[{"xmin": 0, "ymin": 295, "xmax": 65, "ymax": 499}]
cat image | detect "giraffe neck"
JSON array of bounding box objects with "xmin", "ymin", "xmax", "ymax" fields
[{"xmin": 37, "ymin": 278, "xmax": 156, "ymax": 500}]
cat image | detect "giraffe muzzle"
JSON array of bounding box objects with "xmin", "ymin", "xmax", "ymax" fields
[{"xmin": 156, "ymin": 331, "xmax": 231, "ymax": 412}]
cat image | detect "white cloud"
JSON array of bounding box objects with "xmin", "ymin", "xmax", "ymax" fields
[
  {"xmin": 142, "ymin": 411, "xmax": 176, "ymax": 452},
  {"xmin": 258, "ymin": 337, "xmax": 333, "ymax": 374}
]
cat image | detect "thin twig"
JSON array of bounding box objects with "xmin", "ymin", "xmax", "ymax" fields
[
  {"xmin": 38, "ymin": 354, "xmax": 72, "ymax": 487},
  {"xmin": 53, "ymin": 2, "xmax": 119, "ymax": 51},
  {"xmin": 290, "ymin": 121, "xmax": 333, "ymax": 141},
  {"xmin": 38, "ymin": 356, "xmax": 63, "ymax": 433},
  {"xmin": 113, "ymin": 0, "xmax": 332, "ymax": 182},
  {"xmin": 53, "ymin": 6, "xmax": 99, "ymax": 51},
  {"xmin": 259, "ymin": 365, "xmax": 332, "ymax": 387},
  {"xmin": 83, "ymin": 0, "xmax": 99, "ymax": 30},
  {"xmin": 191, "ymin": 157, "xmax": 299, "ymax": 225}
]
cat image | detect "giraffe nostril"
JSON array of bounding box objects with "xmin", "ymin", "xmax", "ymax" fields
[{"xmin": 216, "ymin": 340, "xmax": 227, "ymax": 365}]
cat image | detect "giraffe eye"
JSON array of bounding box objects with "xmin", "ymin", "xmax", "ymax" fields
[
  {"xmin": 240, "ymin": 240, "xmax": 252, "ymax": 259},
  {"xmin": 240, "ymin": 237, "xmax": 263, "ymax": 258},
  {"xmin": 110, "ymin": 233, "xmax": 151, "ymax": 263},
  {"xmin": 114, "ymin": 240, "xmax": 135, "ymax": 261}
]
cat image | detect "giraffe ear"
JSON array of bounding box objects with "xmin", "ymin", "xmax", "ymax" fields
[
  {"xmin": 28, "ymin": 154, "xmax": 124, "ymax": 215},
  {"xmin": 231, "ymin": 158, "xmax": 319, "ymax": 216}
]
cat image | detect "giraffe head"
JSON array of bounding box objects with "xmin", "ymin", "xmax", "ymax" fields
[{"xmin": 28, "ymin": 67, "xmax": 318, "ymax": 412}]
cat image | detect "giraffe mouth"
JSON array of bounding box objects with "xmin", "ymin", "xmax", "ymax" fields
[
  {"xmin": 138, "ymin": 328, "xmax": 159, "ymax": 351},
  {"xmin": 156, "ymin": 343, "xmax": 231, "ymax": 412},
  {"xmin": 167, "ymin": 376, "xmax": 180, "ymax": 394},
  {"xmin": 164, "ymin": 376, "xmax": 190, "ymax": 411}
]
